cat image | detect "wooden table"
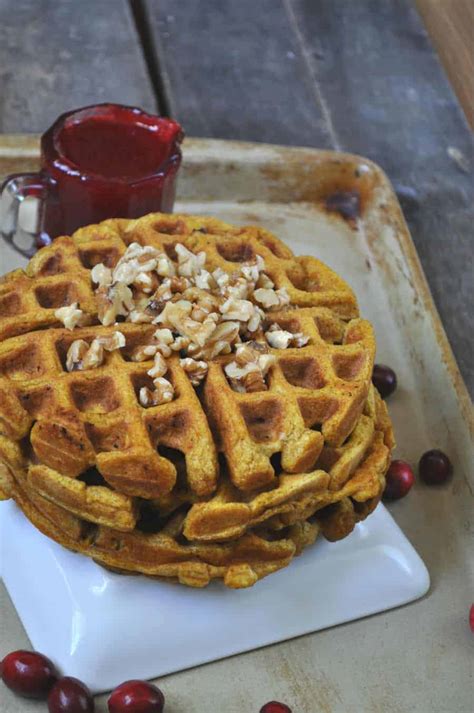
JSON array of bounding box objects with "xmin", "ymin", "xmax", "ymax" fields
[{"xmin": 0, "ymin": 2, "xmax": 472, "ymax": 712}]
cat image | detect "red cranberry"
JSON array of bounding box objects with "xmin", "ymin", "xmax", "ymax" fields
[
  {"xmin": 419, "ymin": 449, "xmax": 453, "ymax": 485},
  {"xmin": 372, "ymin": 364, "xmax": 397, "ymax": 399},
  {"xmin": 108, "ymin": 680, "xmax": 165, "ymax": 713},
  {"xmin": 260, "ymin": 703, "xmax": 292, "ymax": 713},
  {"xmin": 470, "ymin": 605, "xmax": 474, "ymax": 634},
  {"xmin": 48, "ymin": 677, "xmax": 94, "ymax": 713},
  {"xmin": 0, "ymin": 649, "xmax": 58, "ymax": 698},
  {"xmin": 383, "ymin": 460, "xmax": 414, "ymax": 500}
]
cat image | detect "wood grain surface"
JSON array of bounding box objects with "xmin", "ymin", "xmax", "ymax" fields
[
  {"xmin": 416, "ymin": 0, "xmax": 474, "ymax": 127},
  {"xmin": 144, "ymin": 0, "xmax": 474, "ymax": 394},
  {"xmin": 0, "ymin": 0, "xmax": 156, "ymax": 132}
]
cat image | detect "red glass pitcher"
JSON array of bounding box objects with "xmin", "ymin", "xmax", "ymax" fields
[{"xmin": 0, "ymin": 104, "xmax": 183, "ymax": 256}]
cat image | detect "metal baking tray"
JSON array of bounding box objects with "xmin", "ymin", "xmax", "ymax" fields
[{"xmin": 0, "ymin": 137, "xmax": 472, "ymax": 713}]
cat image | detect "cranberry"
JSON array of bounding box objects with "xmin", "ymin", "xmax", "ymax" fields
[
  {"xmin": 383, "ymin": 460, "xmax": 414, "ymax": 500},
  {"xmin": 48, "ymin": 677, "xmax": 94, "ymax": 713},
  {"xmin": 0, "ymin": 649, "xmax": 58, "ymax": 698},
  {"xmin": 260, "ymin": 703, "xmax": 292, "ymax": 713},
  {"xmin": 108, "ymin": 680, "xmax": 165, "ymax": 713},
  {"xmin": 419, "ymin": 449, "xmax": 453, "ymax": 485},
  {"xmin": 470, "ymin": 605, "xmax": 474, "ymax": 634},
  {"xmin": 372, "ymin": 364, "xmax": 397, "ymax": 399}
]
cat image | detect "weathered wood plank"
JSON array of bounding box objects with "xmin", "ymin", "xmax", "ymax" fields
[
  {"xmin": 145, "ymin": 0, "xmax": 473, "ymax": 394},
  {"xmin": 288, "ymin": 0, "xmax": 474, "ymax": 393},
  {"xmin": 142, "ymin": 0, "xmax": 335, "ymax": 147},
  {"xmin": 0, "ymin": 0, "xmax": 157, "ymax": 132}
]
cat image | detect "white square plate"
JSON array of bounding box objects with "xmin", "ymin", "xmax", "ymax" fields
[{"xmin": 0, "ymin": 500, "xmax": 429, "ymax": 694}]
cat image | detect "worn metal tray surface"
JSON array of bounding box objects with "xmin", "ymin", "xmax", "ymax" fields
[{"xmin": 0, "ymin": 137, "xmax": 472, "ymax": 713}]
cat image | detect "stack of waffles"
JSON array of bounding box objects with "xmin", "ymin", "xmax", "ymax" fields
[{"xmin": 0, "ymin": 213, "xmax": 394, "ymax": 588}]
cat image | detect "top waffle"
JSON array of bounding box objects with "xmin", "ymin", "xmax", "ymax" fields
[{"xmin": 0, "ymin": 213, "xmax": 392, "ymax": 586}]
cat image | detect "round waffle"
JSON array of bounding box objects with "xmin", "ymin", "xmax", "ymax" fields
[{"xmin": 0, "ymin": 213, "xmax": 394, "ymax": 588}]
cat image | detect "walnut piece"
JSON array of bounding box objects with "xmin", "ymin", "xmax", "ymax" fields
[
  {"xmin": 254, "ymin": 287, "xmax": 290, "ymax": 310},
  {"xmin": 147, "ymin": 351, "xmax": 168, "ymax": 379},
  {"xmin": 175, "ymin": 244, "xmax": 206, "ymax": 277},
  {"xmin": 65, "ymin": 331, "xmax": 125, "ymax": 372},
  {"xmin": 96, "ymin": 282, "xmax": 134, "ymax": 326},
  {"xmin": 55, "ymin": 303, "xmax": 86, "ymax": 330},
  {"xmin": 224, "ymin": 345, "xmax": 277, "ymax": 393},
  {"xmin": 91, "ymin": 263, "xmax": 113, "ymax": 288},
  {"xmin": 113, "ymin": 243, "xmax": 160, "ymax": 285},
  {"xmin": 265, "ymin": 324, "xmax": 309, "ymax": 349},
  {"xmin": 139, "ymin": 377, "xmax": 174, "ymax": 407},
  {"xmin": 66, "ymin": 339, "xmax": 89, "ymax": 371},
  {"xmin": 180, "ymin": 357, "xmax": 208, "ymax": 386}
]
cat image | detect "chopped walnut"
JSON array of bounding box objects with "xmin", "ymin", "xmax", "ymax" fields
[
  {"xmin": 81, "ymin": 340, "xmax": 105, "ymax": 370},
  {"xmin": 96, "ymin": 282, "xmax": 134, "ymax": 326},
  {"xmin": 247, "ymin": 304, "xmax": 265, "ymax": 333},
  {"xmin": 175, "ymin": 244, "xmax": 206, "ymax": 277},
  {"xmin": 66, "ymin": 339, "xmax": 103, "ymax": 371},
  {"xmin": 136, "ymin": 272, "xmax": 160, "ymax": 295},
  {"xmin": 131, "ymin": 328, "xmax": 175, "ymax": 361},
  {"xmin": 182, "ymin": 287, "xmax": 221, "ymax": 315},
  {"xmin": 170, "ymin": 335, "xmax": 191, "ymax": 352},
  {"xmin": 147, "ymin": 351, "xmax": 168, "ymax": 379},
  {"xmin": 66, "ymin": 339, "xmax": 89, "ymax": 371},
  {"xmin": 257, "ymin": 354, "xmax": 277, "ymax": 376},
  {"xmin": 220, "ymin": 297, "xmax": 255, "ymax": 322},
  {"xmin": 55, "ymin": 302, "xmax": 86, "ymax": 330},
  {"xmin": 212, "ymin": 267, "xmax": 230, "ymax": 291},
  {"xmin": 156, "ymin": 254, "xmax": 176, "ymax": 278},
  {"xmin": 265, "ymin": 328, "xmax": 292, "ymax": 349},
  {"xmin": 265, "ymin": 324, "xmax": 309, "ymax": 349},
  {"xmin": 292, "ymin": 332, "xmax": 309, "ymax": 347},
  {"xmin": 256, "ymin": 272, "xmax": 275, "ymax": 289},
  {"xmin": 91, "ymin": 264, "xmax": 113, "ymax": 288},
  {"xmin": 189, "ymin": 321, "xmax": 240, "ymax": 360},
  {"xmin": 127, "ymin": 309, "xmax": 154, "ymax": 324},
  {"xmin": 184, "ymin": 314, "xmax": 219, "ymax": 347},
  {"xmin": 253, "ymin": 286, "xmax": 290, "ymax": 310},
  {"xmin": 180, "ymin": 357, "xmax": 208, "ymax": 385},
  {"xmin": 154, "ymin": 299, "xmax": 193, "ymax": 330},
  {"xmin": 234, "ymin": 342, "xmax": 268, "ymax": 366},
  {"xmin": 131, "ymin": 343, "xmax": 160, "ymax": 362},
  {"xmin": 153, "ymin": 328, "xmax": 175, "ymax": 357},
  {"xmin": 242, "ymin": 369, "xmax": 267, "ymax": 393},
  {"xmin": 113, "ymin": 243, "xmax": 160, "ymax": 284},
  {"xmin": 240, "ymin": 255, "xmax": 266, "ymax": 284},
  {"xmin": 194, "ymin": 269, "xmax": 215, "ymax": 290},
  {"xmin": 65, "ymin": 331, "xmax": 125, "ymax": 371},
  {"xmin": 139, "ymin": 377, "xmax": 174, "ymax": 407},
  {"xmin": 224, "ymin": 276, "xmax": 251, "ymax": 300},
  {"xmin": 97, "ymin": 331, "xmax": 126, "ymax": 351},
  {"xmin": 151, "ymin": 279, "xmax": 173, "ymax": 306},
  {"xmin": 224, "ymin": 346, "xmax": 276, "ymax": 392},
  {"xmin": 253, "ymin": 287, "xmax": 279, "ymax": 309},
  {"xmin": 191, "ymin": 305, "xmax": 209, "ymax": 322}
]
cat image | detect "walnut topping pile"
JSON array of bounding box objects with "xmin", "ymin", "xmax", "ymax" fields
[
  {"xmin": 65, "ymin": 331, "xmax": 125, "ymax": 372},
  {"xmin": 83, "ymin": 241, "xmax": 310, "ymax": 393}
]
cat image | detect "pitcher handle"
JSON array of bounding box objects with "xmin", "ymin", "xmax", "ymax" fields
[{"xmin": 0, "ymin": 173, "xmax": 49, "ymax": 258}]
